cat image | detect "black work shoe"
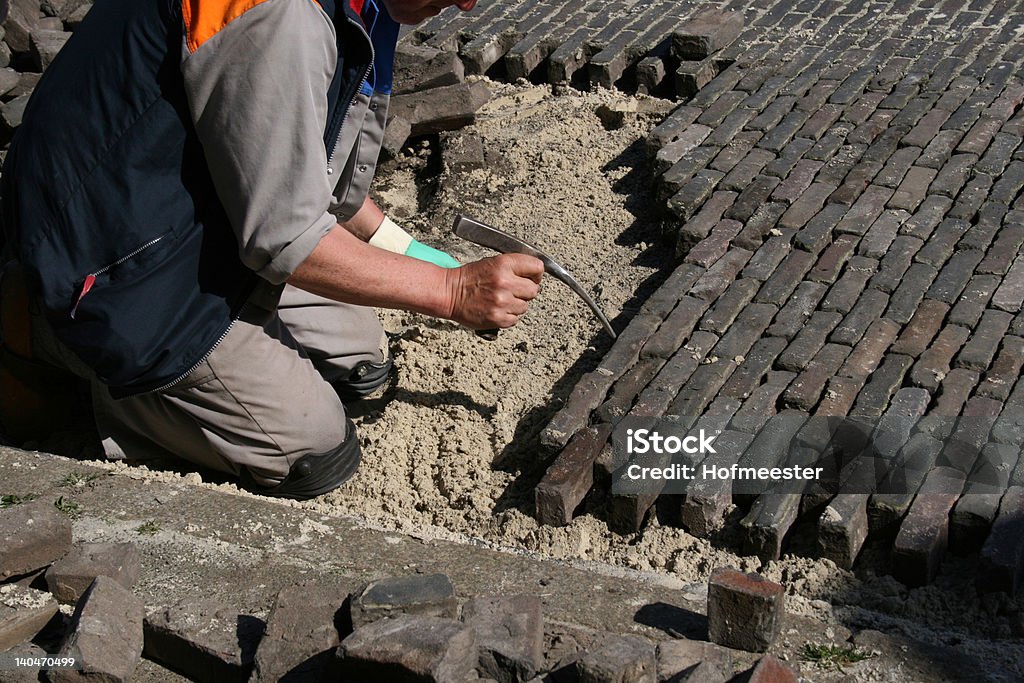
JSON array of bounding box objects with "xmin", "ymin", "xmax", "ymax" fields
[
  {"xmin": 243, "ymin": 419, "xmax": 361, "ymax": 500},
  {"xmin": 332, "ymin": 353, "xmax": 393, "ymax": 403}
]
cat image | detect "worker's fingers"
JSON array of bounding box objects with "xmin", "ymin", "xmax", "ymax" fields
[{"xmin": 502, "ymin": 253, "xmax": 545, "ymax": 284}]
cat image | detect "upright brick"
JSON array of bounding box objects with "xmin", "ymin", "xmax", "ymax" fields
[{"xmin": 707, "ymin": 568, "xmax": 785, "ymax": 653}]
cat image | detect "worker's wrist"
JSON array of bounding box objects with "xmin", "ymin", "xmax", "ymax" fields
[{"xmin": 369, "ymin": 217, "xmax": 460, "ymax": 268}]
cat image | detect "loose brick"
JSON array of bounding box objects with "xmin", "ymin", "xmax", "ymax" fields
[
  {"xmin": 741, "ymin": 492, "xmax": 802, "ymax": 563},
  {"xmin": 576, "ymin": 634, "xmax": 656, "ymax": 683},
  {"xmin": 0, "ymin": 497, "xmax": 72, "ymax": 581},
  {"xmin": 143, "ymin": 600, "xmax": 263, "ymax": 683},
  {"xmin": 0, "ymin": 584, "xmax": 58, "ymax": 653},
  {"xmin": 766, "ymin": 281, "xmax": 827, "ymax": 339},
  {"xmin": 831, "ymin": 289, "xmax": 889, "ymax": 346},
  {"xmin": 817, "ymin": 494, "xmax": 869, "ymax": 569},
  {"xmin": 350, "ymin": 574, "xmax": 456, "ymax": 630},
  {"xmin": 992, "ymin": 255, "xmax": 1024, "ymax": 313},
  {"xmin": 977, "ymin": 336, "xmax": 1024, "ymax": 401},
  {"xmin": 648, "ymin": 105, "xmax": 703, "ymax": 153},
  {"xmin": 892, "ymin": 467, "xmax": 965, "ymax": 586},
  {"xmin": 671, "ymin": 8, "xmax": 744, "ymax": 59},
  {"xmin": 51, "ymin": 577, "xmax": 144, "ymax": 683},
  {"xmin": 389, "ymin": 81, "xmax": 491, "ymax": 136},
  {"xmin": 45, "ymin": 542, "xmax": 140, "ymax": 605},
  {"xmin": 956, "ymin": 309, "xmax": 1014, "ymax": 371},
  {"xmin": 659, "ymin": 147, "xmax": 718, "ymax": 204},
  {"xmin": 392, "ymin": 43, "xmax": 464, "ymax": 96},
  {"xmin": 657, "ymin": 640, "xmax": 733, "ymax": 683},
  {"xmin": 675, "ymin": 58, "xmax": 720, "ymax": 98},
  {"xmin": 746, "ymin": 655, "xmax": 799, "ymax": 683},
  {"xmin": 462, "ymin": 595, "xmax": 544, "ymax": 682},
  {"xmin": 820, "ymin": 256, "xmax": 878, "ymax": 314},
  {"xmin": 886, "ymin": 262, "xmax": 938, "ymax": 324},
  {"xmin": 535, "ymin": 424, "xmax": 613, "ymax": 527},
  {"xmin": 754, "ymin": 249, "xmax": 815, "ymax": 306},
  {"xmin": 899, "ymin": 195, "xmax": 952, "ymax": 240},
  {"xmin": 777, "ymin": 311, "xmax": 843, "ymax": 372},
  {"xmin": 707, "ymin": 568, "xmax": 785, "ymax": 653},
  {"xmin": 338, "ymin": 615, "xmax": 477, "ymax": 682},
  {"xmin": 870, "ymin": 434, "xmax": 944, "ymax": 530},
  {"xmin": 597, "ymin": 358, "xmax": 664, "ymax": 422}
]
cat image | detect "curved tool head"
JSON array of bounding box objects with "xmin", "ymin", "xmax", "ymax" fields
[{"xmin": 453, "ymin": 215, "xmax": 617, "ymax": 338}]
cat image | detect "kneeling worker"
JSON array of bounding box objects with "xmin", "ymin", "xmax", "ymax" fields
[{"xmin": 0, "ymin": 0, "xmax": 543, "ymax": 499}]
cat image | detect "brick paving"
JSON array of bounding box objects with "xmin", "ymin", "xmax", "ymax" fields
[{"xmin": 412, "ymin": 0, "xmax": 1024, "ymax": 587}]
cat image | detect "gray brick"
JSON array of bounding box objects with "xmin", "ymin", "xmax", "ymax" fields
[
  {"xmin": 834, "ymin": 185, "xmax": 893, "ymax": 235},
  {"xmin": 721, "ymin": 337, "xmax": 789, "ymax": 400},
  {"xmin": 979, "ymin": 485, "xmax": 1024, "ymax": 594},
  {"xmin": 976, "ymin": 132, "xmax": 1021, "ymax": 176},
  {"xmin": 699, "ymin": 278, "xmax": 761, "ymax": 335},
  {"xmin": 767, "ymin": 281, "xmax": 828, "ymax": 339},
  {"xmin": 956, "ymin": 309, "xmax": 1014, "ymax": 371},
  {"xmin": 888, "ymin": 166, "xmax": 937, "ymax": 212},
  {"xmin": 783, "ymin": 344, "xmax": 850, "ymax": 411},
  {"xmin": 977, "ymin": 336, "xmax": 1024, "ymax": 401},
  {"xmin": 936, "ymin": 395, "xmax": 1002, "ymax": 475},
  {"xmin": 641, "ymin": 296, "xmax": 710, "ymax": 361},
  {"xmin": 831, "ymin": 288, "xmax": 890, "ymax": 346},
  {"xmin": 828, "ymin": 159, "xmax": 884, "ymax": 206},
  {"xmin": 808, "ymin": 233, "xmax": 859, "ymax": 284},
  {"xmin": 959, "ymin": 202, "xmax": 1009, "ymax": 252},
  {"xmin": 740, "ymin": 233, "xmax": 791, "ymax": 280},
  {"xmin": 755, "ymin": 249, "xmax": 816, "ymax": 306},
  {"xmin": 631, "ymin": 332, "xmax": 718, "ymax": 418},
  {"xmin": 892, "ymin": 467, "xmax": 965, "ymax": 586},
  {"xmin": 977, "ymin": 225, "xmax": 1024, "ymax": 275},
  {"xmin": 797, "ymin": 103, "xmax": 843, "ymax": 140},
  {"xmin": 720, "ymin": 148, "xmax": 776, "ymax": 192},
  {"xmin": 689, "ymin": 248, "xmax": 752, "ymax": 302},
  {"xmin": 948, "ymin": 173, "xmax": 993, "ymax": 221},
  {"xmin": 850, "ymin": 353, "xmax": 914, "ymax": 419},
  {"xmin": 764, "ymin": 137, "xmax": 816, "ymax": 178},
  {"xmin": 899, "ymin": 195, "xmax": 953, "ymax": 240},
  {"xmin": 730, "ymin": 372, "xmax": 797, "ymax": 435},
  {"xmin": 817, "ymin": 494, "xmax": 869, "ymax": 570},
  {"xmin": 777, "ymin": 311, "xmax": 843, "ymax": 372},
  {"xmin": 772, "ymin": 160, "xmax": 824, "ymax": 205},
  {"xmin": 654, "ymin": 124, "xmax": 714, "ymax": 175},
  {"xmin": 820, "ymin": 256, "xmax": 877, "ymax": 314},
  {"xmin": 929, "ymin": 153, "xmax": 978, "ymax": 198},
  {"xmin": 874, "ymin": 146, "xmax": 922, "ymax": 188},
  {"xmin": 535, "ymin": 425, "xmax": 613, "ymax": 527},
  {"xmin": 949, "ymin": 274, "xmax": 1001, "ymax": 328},
  {"xmin": 697, "ymin": 91, "xmax": 748, "ymax": 128},
  {"xmin": 672, "ymin": 8, "xmax": 744, "ymax": 59},
  {"xmin": 886, "ymin": 262, "xmax": 939, "ymax": 324},
  {"xmin": 676, "ymin": 58, "xmax": 721, "ymax": 98},
  {"xmin": 728, "ymin": 175, "xmax": 782, "ymax": 223},
  {"xmin": 957, "ymin": 116, "xmax": 1004, "ymax": 155},
  {"xmin": 917, "ymin": 129, "xmax": 965, "ymax": 169},
  {"xmin": 917, "ymin": 368, "xmax": 980, "ymax": 438},
  {"xmin": 678, "ymin": 191, "xmax": 740, "ymax": 251},
  {"xmin": 903, "ymin": 108, "xmax": 953, "ymax": 149},
  {"xmin": 659, "ymin": 146, "xmax": 719, "ymax": 203},
  {"xmin": 648, "ymin": 105, "xmax": 703, "ymax": 152},
  {"xmin": 778, "ymin": 182, "xmax": 839, "ymax": 231},
  {"xmin": 792, "ymin": 204, "xmax": 848, "ymax": 255},
  {"xmin": 992, "ymin": 255, "xmax": 1024, "ymax": 313},
  {"xmin": 858, "ymin": 209, "xmax": 907, "ymax": 258},
  {"xmin": 914, "ymin": 218, "xmax": 970, "ymax": 269},
  {"xmin": 870, "ymin": 235, "xmax": 923, "ymax": 293},
  {"xmin": 667, "ymin": 169, "xmax": 725, "ymax": 221},
  {"xmin": 927, "ymin": 250, "xmax": 985, "ymax": 304}
]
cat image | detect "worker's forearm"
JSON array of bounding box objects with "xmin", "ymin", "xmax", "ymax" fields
[
  {"xmin": 288, "ymin": 225, "xmax": 452, "ymax": 317},
  {"xmin": 340, "ymin": 195, "xmax": 385, "ymax": 241}
]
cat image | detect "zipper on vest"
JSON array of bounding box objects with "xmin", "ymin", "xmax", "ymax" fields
[
  {"xmin": 70, "ymin": 236, "xmax": 165, "ymax": 319},
  {"xmin": 326, "ymin": 15, "xmax": 374, "ymax": 175},
  {"xmin": 145, "ymin": 316, "xmax": 238, "ymax": 394}
]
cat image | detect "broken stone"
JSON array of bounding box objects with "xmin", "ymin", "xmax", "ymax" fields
[
  {"xmin": 441, "ymin": 131, "xmax": 486, "ymax": 173},
  {"xmin": 381, "ymin": 114, "xmax": 412, "ymax": 160},
  {"xmin": 745, "ymin": 655, "xmax": 798, "ymax": 682},
  {"xmin": 349, "ymin": 573, "xmax": 457, "ymax": 630},
  {"xmin": 671, "ymin": 9, "xmax": 744, "ymax": 60},
  {"xmin": 5, "ymin": 72, "xmax": 40, "ymax": 100},
  {"xmin": 27, "ymin": 27, "xmax": 69, "ymax": 71},
  {"xmin": 707, "ymin": 568, "xmax": 785, "ymax": 653},
  {"xmin": 2, "ymin": 0, "xmax": 41, "ymax": 53},
  {"xmin": 389, "ymin": 80, "xmax": 491, "ymax": 137},
  {"xmin": 0, "ymin": 583, "xmax": 58, "ymax": 652},
  {"xmin": 0, "ymin": 497, "xmax": 72, "ymax": 581},
  {"xmin": 576, "ymin": 634, "xmax": 657, "ymax": 683},
  {"xmin": 50, "ymin": 576, "xmax": 144, "ymax": 683},
  {"xmin": 1, "ymin": 92, "xmax": 29, "ymax": 130},
  {"xmin": 656, "ymin": 638, "xmax": 734, "ymax": 682},
  {"xmin": 595, "ymin": 99, "xmax": 675, "ymax": 130},
  {"xmin": 143, "ymin": 599, "xmax": 264, "ymax": 683},
  {"xmin": 462, "ymin": 595, "xmax": 544, "ymax": 683},
  {"xmin": 45, "ymin": 542, "xmax": 141, "ymax": 604},
  {"xmin": 252, "ymin": 580, "xmax": 348, "ymax": 682},
  {"xmin": 393, "ymin": 42, "xmax": 464, "ymax": 95},
  {"xmin": 337, "ymin": 614, "xmax": 477, "ymax": 682}
]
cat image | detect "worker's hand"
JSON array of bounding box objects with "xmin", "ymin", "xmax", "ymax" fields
[
  {"xmin": 369, "ymin": 217, "xmax": 460, "ymax": 268},
  {"xmin": 443, "ymin": 254, "xmax": 543, "ymax": 330}
]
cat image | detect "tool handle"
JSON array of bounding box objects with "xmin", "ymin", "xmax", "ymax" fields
[{"xmin": 476, "ymin": 328, "xmax": 499, "ymax": 341}]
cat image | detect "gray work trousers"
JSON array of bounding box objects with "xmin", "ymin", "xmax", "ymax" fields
[{"xmin": 31, "ymin": 283, "xmax": 384, "ymax": 486}]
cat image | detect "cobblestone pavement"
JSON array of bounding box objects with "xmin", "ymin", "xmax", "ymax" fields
[{"xmin": 415, "ymin": 0, "xmax": 1024, "ymax": 588}]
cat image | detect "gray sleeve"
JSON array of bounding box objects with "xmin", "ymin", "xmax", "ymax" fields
[{"xmin": 181, "ymin": 0, "xmax": 338, "ymax": 285}]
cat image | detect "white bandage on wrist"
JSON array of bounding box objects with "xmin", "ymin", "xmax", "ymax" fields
[{"xmin": 367, "ymin": 216, "xmax": 414, "ymax": 254}]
